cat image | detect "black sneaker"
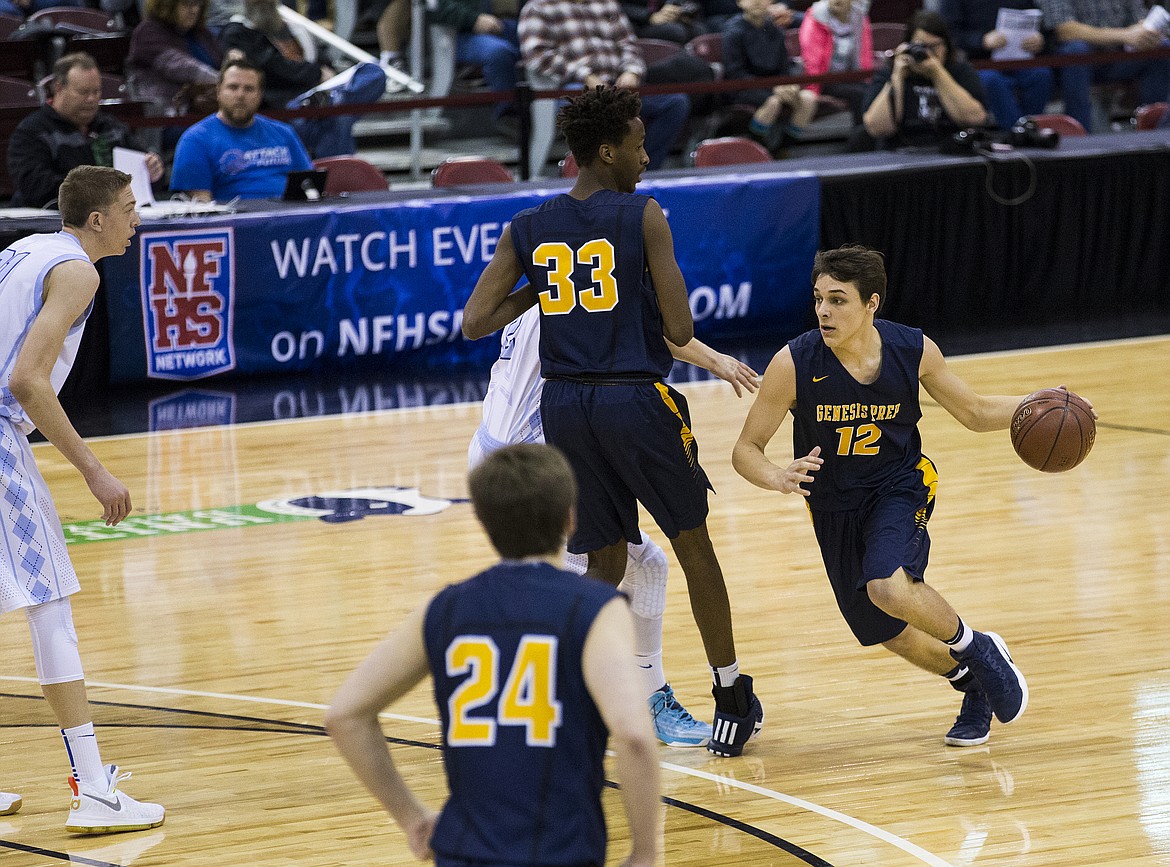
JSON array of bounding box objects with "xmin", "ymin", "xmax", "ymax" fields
[
  {"xmin": 707, "ymin": 674, "xmax": 764, "ymax": 757},
  {"xmin": 951, "ymin": 631, "xmax": 1028, "ymax": 725},
  {"xmin": 944, "ymin": 685, "xmax": 992, "ymax": 747}
]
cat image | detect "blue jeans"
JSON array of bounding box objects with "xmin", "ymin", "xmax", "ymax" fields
[
  {"xmin": 1055, "ymin": 39, "xmax": 1170, "ymax": 131},
  {"xmin": 457, "ymin": 17, "xmax": 520, "ymax": 115},
  {"xmin": 641, "ymin": 92, "xmax": 690, "ymax": 170},
  {"xmin": 979, "ymin": 67, "xmax": 1055, "ymax": 128}
]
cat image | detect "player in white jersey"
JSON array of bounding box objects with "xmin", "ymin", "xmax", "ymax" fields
[
  {"xmin": 469, "ymin": 305, "xmax": 759, "ymax": 746},
  {"xmin": 0, "ymin": 166, "xmax": 164, "ymax": 833}
]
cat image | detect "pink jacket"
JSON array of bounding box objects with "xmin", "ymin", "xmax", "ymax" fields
[{"xmin": 798, "ymin": 2, "xmax": 874, "ymax": 95}]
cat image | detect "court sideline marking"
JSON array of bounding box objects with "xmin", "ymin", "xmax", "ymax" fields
[{"xmin": 0, "ymin": 675, "xmax": 954, "ymax": 867}]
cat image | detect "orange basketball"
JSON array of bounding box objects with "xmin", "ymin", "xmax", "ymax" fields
[{"xmin": 1010, "ymin": 388, "xmax": 1095, "ymax": 472}]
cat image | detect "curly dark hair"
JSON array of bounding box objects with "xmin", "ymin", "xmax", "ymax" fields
[{"xmin": 557, "ymin": 86, "xmax": 642, "ymax": 168}]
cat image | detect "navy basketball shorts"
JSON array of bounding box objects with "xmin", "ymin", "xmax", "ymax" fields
[
  {"xmin": 541, "ymin": 379, "xmax": 712, "ymax": 554},
  {"xmin": 809, "ymin": 489, "xmax": 935, "ymax": 646}
]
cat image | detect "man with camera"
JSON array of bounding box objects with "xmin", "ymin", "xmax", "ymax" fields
[{"xmin": 853, "ymin": 10, "xmax": 989, "ymax": 150}]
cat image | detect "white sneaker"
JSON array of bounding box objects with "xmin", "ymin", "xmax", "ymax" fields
[
  {"xmin": 0, "ymin": 791, "xmax": 21, "ymax": 815},
  {"xmin": 66, "ymin": 766, "xmax": 165, "ymax": 835}
]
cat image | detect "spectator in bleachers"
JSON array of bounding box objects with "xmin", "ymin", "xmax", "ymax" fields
[
  {"xmin": 1036, "ymin": 0, "xmax": 1170, "ymax": 131},
  {"xmin": 0, "ymin": 0, "xmax": 85, "ymax": 19},
  {"xmin": 704, "ymin": 0, "xmax": 795, "ymax": 33},
  {"xmin": 622, "ymin": 0, "xmax": 709, "ymax": 44},
  {"xmin": 374, "ymin": 0, "xmax": 411, "ymax": 72},
  {"xmin": 7, "ymin": 53, "xmax": 163, "ymax": 208},
  {"xmin": 940, "ymin": 0, "xmax": 1052, "ymax": 128},
  {"xmin": 519, "ymin": 0, "xmax": 690, "ymax": 169},
  {"xmin": 855, "ymin": 10, "xmax": 989, "ymax": 149},
  {"xmin": 220, "ymin": 0, "xmax": 386, "ymax": 156},
  {"xmin": 724, "ymin": 0, "xmax": 819, "ymax": 152},
  {"xmin": 170, "ymin": 59, "xmax": 312, "ymax": 200},
  {"xmin": 429, "ymin": 0, "xmax": 521, "ymax": 132},
  {"xmin": 127, "ymin": 0, "xmax": 227, "ymax": 118},
  {"xmin": 799, "ymin": 0, "xmax": 875, "ymax": 123}
]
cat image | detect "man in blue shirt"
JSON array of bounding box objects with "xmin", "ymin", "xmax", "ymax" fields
[{"xmin": 170, "ymin": 60, "xmax": 312, "ymax": 202}]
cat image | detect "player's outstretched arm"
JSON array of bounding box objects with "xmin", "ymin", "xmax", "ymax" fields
[
  {"xmin": 642, "ymin": 199, "xmax": 694, "ymax": 347},
  {"xmin": 918, "ymin": 337, "xmax": 1023, "ymax": 432},
  {"xmin": 325, "ymin": 603, "xmax": 438, "ymax": 860},
  {"xmin": 667, "ymin": 338, "xmax": 759, "ymax": 396},
  {"xmin": 733, "ymin": 347, "xmax": 822, "ymax": 494},
  {"xmin": 463, "ymin": 226, "xmax": 537, "ymax": 340},
  {"xmin": 8, "ymin": 261, "xmax": 132, "ymax": 526},
  {"xmin": 583, "ymin": 598, "xmax": 661, "ymax": 867}
]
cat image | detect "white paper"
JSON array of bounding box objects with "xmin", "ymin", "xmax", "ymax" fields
[
  {"xmin": 1143, "ymin": 5, "xmax": 1170, "ymax": 35},
  {"xmin": 991, "ymin": 8, "xmax": 1042, "ymax": 61},
  {"xmin": 113, "ymin": 147, "xmax": 156, "ymax": 207}
]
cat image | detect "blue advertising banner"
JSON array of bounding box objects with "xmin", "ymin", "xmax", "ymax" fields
[{"xmin": 104, "ymin": 171, "xmax": 819, "ymax": 383}]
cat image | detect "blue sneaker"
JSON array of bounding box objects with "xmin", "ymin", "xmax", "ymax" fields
[
  {"xmin": 944, "ymin": 686, "xmax": 992, "ymax": 747},
  {"xmin": 649, "ymin": 684, "xmax": 711, "ymax": 747},
  {"xmin": 707, "ymin": 674, "xmax": 764, "ymax": 757},
  {"xmin": 951, "ymin": 631, "xmax": 1028, "ymax": 725}
]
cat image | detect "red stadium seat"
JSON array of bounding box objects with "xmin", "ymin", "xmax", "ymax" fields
[
  {"xmin": 313, "ymin": 155, "xmax": 388, "ymax": 194},
  {"xmin": 0, "ymin": 74, "xmax": 39, "ymax": 107},
  {"xmin": 870, "ymin": 22, "xmax": 904, "ymax": 60},
  {"xmin": 1026, "ymin": 113, "xmax": 1087, "ymax": 137},
  {"xmin": 0, "ymin": 13, "xmax": 22, "ymax": 40},
  {"xmin": 27, "ymin": 6, "xmax": 121, "ymax": 33},
  {"xmin": 432, "ymin": 156, "xmax": 513, "ymax": 187},
  {"xmin": 1134, "ymin": 102, "xmax": 1168, "ymax": 130},
  {"xmin": 634, "ymin": 38, "xmax": 683, "ymax": 66},
  {"xmin": 691, "ymin": 136, "xmax": 772, "ymax": 167},
  {"xmin": 686, "ymin": 32, "xmax": 724, "ymax": 77}
]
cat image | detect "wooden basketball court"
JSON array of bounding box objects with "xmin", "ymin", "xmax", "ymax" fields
[{"xmin": 2, "ymin": 335, "xmax": 1167, "ymax": 866}]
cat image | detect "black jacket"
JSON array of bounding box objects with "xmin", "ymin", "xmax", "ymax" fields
[{"xmin": 7, "ymin": 105, "xmax": 151, "ymax": 208}]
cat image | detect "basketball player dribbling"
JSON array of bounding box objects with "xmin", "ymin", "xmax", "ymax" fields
[
  {"xmin": 733, "ymin": 244, "xmax": 1096, "ymax": 747},
  {"xmin": 468, "ymin": 303, "xmax": 759, "ymax": 748},
  {"xmin": 463, "ymin": 85, "xmax": 765, "ymax": 757}
]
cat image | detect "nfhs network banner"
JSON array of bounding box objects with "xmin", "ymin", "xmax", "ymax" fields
[{"xmin": 104, "ymin": 173, "xmax": 819, "ymax": 382}]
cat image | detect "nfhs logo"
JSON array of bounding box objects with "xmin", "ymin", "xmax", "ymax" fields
[{"xmin": 140, "ymin": 228, "xmax": 236, "ymax": 380}]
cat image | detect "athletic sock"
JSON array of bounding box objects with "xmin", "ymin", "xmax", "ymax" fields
[
  {"xmin": 635, "ymin": 647, "xmax": 665, "ymax": 699},
  {"xmin": 711, "ymin": 661, "xmax": 740, "ymax": 689},
  {"xmin": 944, "ymin": 618, "xmax": 974, "ymax": 652},
  {"xmin": 61, "ymin": 723, "xmax": 107, "ymax": 788},
  {"xmin": 944, "ymin": 663, "xmax": 974, "ymax": 691}
]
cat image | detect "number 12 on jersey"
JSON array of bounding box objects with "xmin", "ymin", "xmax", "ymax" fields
[
  {"xmin": 532, "ymin": 240, "xmax": 619, "ymax": 315},
  {"xmin": 446, "ymin": 635, "xmax": 563, "ymax": 747}
]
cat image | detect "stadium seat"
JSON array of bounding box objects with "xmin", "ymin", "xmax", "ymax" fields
[
  {"xmin": 0, "ymin": 13, "xmax": 21, "ymax": 40},
  {"xmin": 27, "ymin": 6, "xmax": 121, "ymax": 33},
  {"xmin": 685, "ymin": 32, "xmax": 724, "ymax": 78},
  {"xmin": 432, "ymin": 156, "xmax": 513, "ymax": 187},
  {"xmin": 0, "ymin": 75, "xmax": 38, "ymax": 107},
  {"xmin": 1134, "ymin": 102, "xmax": 1168, "ymax": 130},
  {"xmin": 634, "ymin": 38, "xmax": 683, "ymax": 66},
  {"xmin": 0, "ymin": 38, "xmax": 40, "ymax": 82},
  {"xmin": 313, "ymin": 155, "xmax": 388, "ymax": 193},
  {"xmin": 1026, "ymin": 113, "xmax": 1087, "ymax": 137},
  {"xmin": 784, "ymin": 28, "xmax": 803, "ymax": 72},
  {"xmin": 559, "ymin": 152, "xmax": 579, "ymax": 178},
  {"xmin": 870, "ymin": 22, "xmax": 904, "ymax": 61},
  {"xmin": 63, "ymin": 32, "xmax": 131, "ymax": 75},
  {"xmin": 691, "ymin": 136, "xmax": 771, "ymax": 167}
]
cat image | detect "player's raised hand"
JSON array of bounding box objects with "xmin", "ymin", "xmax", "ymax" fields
[
  {"xmin": 86, "ymin": 467, "xmax": 132, "ymax": 526},
  {"xmin": 780, "ymin": 446, "xmax": 823, "ymax": 495},
  {"xmin": 713, "ymin": 353, "xmax": 760, "ymax": 396}
]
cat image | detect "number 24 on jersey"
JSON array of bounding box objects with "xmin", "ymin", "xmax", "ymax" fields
[{"xmin": 446, "ymin": 635, "xmax": 563, "ymax": 747}]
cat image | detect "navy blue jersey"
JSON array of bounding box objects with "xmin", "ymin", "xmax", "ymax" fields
[
  {"xmin": 790, "ymin": 320, "xmax": 926, "ymax": 512},
  {"xmin": 423, "ymin": 561, "xmax": 621, "ymax": 866},
  {"xmin": 508, "ymin": 190, "xmax": 673, "ymax": 380}
]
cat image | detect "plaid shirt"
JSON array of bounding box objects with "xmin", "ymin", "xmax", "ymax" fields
[
  {"xmin": 1037, "ymin": 0, "xmax": 1146, "ymax": 31},
  {"xmin": 519, "ymin": 0, "xmax": 646, "ymax": 85}
]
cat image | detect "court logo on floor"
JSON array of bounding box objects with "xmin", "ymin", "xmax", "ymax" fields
[
  {"xmin": 61, "ymin": 487, "xmax": 466, "ymax": 545},
  {"xmin": 140, "ymin": 228, "xmax": 237, "ymax": 380}
]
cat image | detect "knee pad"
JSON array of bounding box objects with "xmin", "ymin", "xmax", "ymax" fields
[
  {"xmin": 25, "ymin": 597, "xmax": 83, "ymax": 685},
  {"xmin": 620, "ymin": 539, "xmax": 668, "ymax": 620}
]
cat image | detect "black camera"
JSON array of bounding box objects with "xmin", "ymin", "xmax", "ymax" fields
[
  {"xmin": 1008, "ymin": 118, "xmax": 1060, "ymax": 149},
  {"xmin": 906, "ymin": 42, "xmax": 931, "ymax": 62}
]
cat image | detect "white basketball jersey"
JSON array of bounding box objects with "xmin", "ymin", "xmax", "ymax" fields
[
  {"xmin": 471, "ymin": 306, "xmax": 545, "ymax": 462},
  {"xmin": 0, "ymin": 232, "xmax": 92, "ymax": 435}
]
